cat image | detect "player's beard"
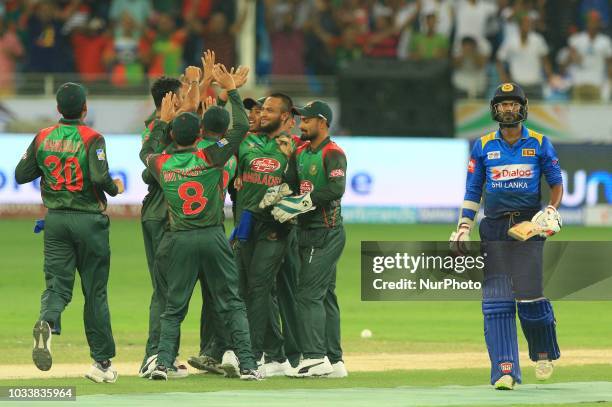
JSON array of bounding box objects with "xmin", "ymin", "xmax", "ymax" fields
[
  {"xmin": 300, "ymin": 129, "xmax": 318, "ymax": 141},
  {"xmin": 260, "ymin": 117, "xmax": 281, "ymax": 134}
]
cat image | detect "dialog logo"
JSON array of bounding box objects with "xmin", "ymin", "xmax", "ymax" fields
[
  {"xmin": 300, "ymin": 180, "xmax": 314, "ymax": 193},
  {"xmin": 491, "ymin": 164, "xmax": 534, "ymax": 181},
  {"xmin": 250, "ymin": 158, "xmax": 281, "ymax": 173}
]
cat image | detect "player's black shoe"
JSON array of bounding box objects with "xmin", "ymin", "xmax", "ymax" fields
[
  {"xmin": 239, "ymin": 368, "xmax": 264, "ymax": 381},
  {"xmin": 32, "ymin": 320, "xmax": 52, "ymax": 371}
]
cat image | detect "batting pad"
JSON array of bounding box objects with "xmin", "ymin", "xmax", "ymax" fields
[
  {"xmin": 482, "ymin": 300, "xmax": 521, "ymax": 384},
  {"xmin": 517, "ymin": 299, "xmax": 561, "ymax": 362}
]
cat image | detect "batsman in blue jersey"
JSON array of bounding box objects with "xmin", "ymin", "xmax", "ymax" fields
[{"xmin": 450, "ymin": 83, "xmax": 563, "ymax": 390}]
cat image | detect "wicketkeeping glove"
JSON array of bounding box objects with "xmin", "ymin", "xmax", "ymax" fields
[
  {"xmin": 258, "ymin": 183, "xmax": 293, "ymax": 209},
  {"xmin": 449, "ymin": 223, "xmax": 471, "ymax": 254},
  {"xmin": 531, "ymin": 205, "xmax": 562, "ymax": 237},
  {"xmin": 271, "ymin": 193, "xmax": 316, "ymax": 223}
]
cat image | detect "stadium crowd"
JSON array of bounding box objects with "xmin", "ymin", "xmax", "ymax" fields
[{"xmin": 1, "ymin": 0, "xmax": 611, "ymax": 100}]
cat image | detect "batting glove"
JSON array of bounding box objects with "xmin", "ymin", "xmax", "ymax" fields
[
  {"xmin": 449, "ymin": 223, "xmax": 471, "ymax": 254},
  {"xmin": 271, "ymin": 193, "xmax": 316, "ymax": 223},
  {"xmin": 531, "ymin": 205, "xmax": 562, "ymax": 237},
  {"xmin": 259, "ymin": 183, "xmax": 293, "ymax": 209}
]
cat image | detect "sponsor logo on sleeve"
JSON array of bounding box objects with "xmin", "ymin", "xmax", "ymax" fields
[
  {"xmin": 96, "ymin": 148, "xmax": 106, "ymax": 161},
  {"xmin": 329, "ymin": 168, "xmax": 345, "ymax": 178},
  {"xmin": 216, "ymin": 138, "xmax": 229, "ymax": 147},
  {"xmin": 300, "ymin": 180, "xmax": 314, "ymax": 194},
  {"xmin": 250, "ymin": 157, "xmax": 281, "ymax": 173},
  {"xmin": 487, "ymin": 151, "xmax": 501, "ymax": 160},
  {"xmin": 468, "ymin": 158, "xmax": 476, "ymax": 173},
  {"xmin": 522, "ymin": 148, "xmax": 536, "ymax": 157},
  {"xmin": 491, "ymin": 164, "xmax": 534, "ymax": 181}
]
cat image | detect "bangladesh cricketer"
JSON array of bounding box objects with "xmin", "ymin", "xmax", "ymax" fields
[
  {"xmin": 234, "ymin": 93, "xmax": 297, "ymax": 376},
  {"xmin": 15, "ymin": 82, "xmax": 124, "ymax": 383},
  {"xmin": 187, "ymin": 102, "xmax": 239, "ymax": 375},
  {"xmin": 450, "ymin": 83, "xmax": 563, "ymax": 390},
  {"xmin": 262, "ymin": 100, "xmax": 348, "ymax": 378},
  {"xmin": 140, "ymin": 65, "xmax": 262, "ymax": 381},
  {"xmin": 139, "ymin": 76, "xmax": 183, "ymax": 377}
]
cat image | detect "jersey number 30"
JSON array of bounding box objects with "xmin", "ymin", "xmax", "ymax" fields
[
  {"xmin": 44, "ymin": 155, "xmax": 84, "ymax": 192},
  {"xmin": 178, "ymin": 181, "xmax": 208, "ymax": 215}
]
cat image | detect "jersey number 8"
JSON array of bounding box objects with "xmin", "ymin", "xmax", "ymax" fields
[{"xmin": 178, "ymin": 181, "xmax": 208, "ymax": 216}]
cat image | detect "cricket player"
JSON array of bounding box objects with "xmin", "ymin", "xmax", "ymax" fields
[
  {"xmin": 233, "ymin": 93, "xmax": 297, "ymax": 376},
  {"xmin": 450, "ymin": 83, "xmax": 563, "ymax": 390},
  {"xmin": 139, "ymin": 76, "xmax": 184, "ymax": 377},
  {"xmin": 261, "ymin": 100, "xmax": 348, "ymax": 378},
  {"xmin": 188, "ymin": 101, "xmax": 239, "ymax": 376},
  {"xmin": 15, "ymin": 82, "xmax": 124, "ymax": 383},
  {"xmin": 140, "ymin": 65, "xmax": 262, "ymax": 381}
]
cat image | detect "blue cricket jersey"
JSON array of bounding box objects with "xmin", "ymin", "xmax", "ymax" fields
[{"xmin": 462, "ymin": 126, "xmax": 562, "ymax": 219}]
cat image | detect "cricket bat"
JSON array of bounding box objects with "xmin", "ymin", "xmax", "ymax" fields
[{"xmin": 507, "ymin": 221, "xmax": 543, "ymax": 241}]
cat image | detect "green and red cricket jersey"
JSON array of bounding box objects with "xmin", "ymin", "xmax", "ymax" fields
[
  {"xmin": 140, "ymin": 112, "xmax": 170, "ymax": 222},
  {"xmin": 15, "ymin": 118, "xmax": 119, "ymax": 212},
  {"xmin": 198, "ymin": 137, "xmax": 237, "ymax": 198},
  {"xmin": 236, "ymin": 133, "xmax": 295, "ymax": 222},
  {"xmin": 294, "ymin": 137, "xmax": 347, "ymax": 228}
]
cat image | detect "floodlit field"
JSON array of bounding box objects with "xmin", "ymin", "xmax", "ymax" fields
[{"xmin": 1, "ymin": 220, "xmax": 611, "ymax": 406}]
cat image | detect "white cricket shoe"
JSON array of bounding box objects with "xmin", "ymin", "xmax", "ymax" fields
[
  {"xmin": 494, "ymin": 374, "xmax": 515, "ymax": 390},
  {"xmin": 168, "ymin": 359, "xmax": 189, "ymax": 379},
  {"xmin": 535, "ymin": 360, "xmax": 554, "ymax": 380},
  {"xmin": 139, "ymin": 354, "xmax": 157, "ymax": 378},
  {"xmin": 150, "ymin": 365, "xmax": 168, "ymax": 381},
  {"xmin": 287, "ymin": 357, "xmax": 333, "ymax": 378},
  {"xmin": 85, "ymin": 361, "xmax": 118, "ymax": 383},
  {"xmin": 326, "ymin": 361, "xmax": 348, "ymax": 378},
  {"xmin": 240, "ymin": 367, "xmax": 265, "ymax": 381},
  {"xmin": 220, "ymin": 350, "xmax": 240, "ymax": 378},
  {"xmin": 262, "ymin": 360, "xmax": 292, "ymax": 377},
  {"xmin": 32, "ymin": 320, "xmax": 52, "ymax": 371}
]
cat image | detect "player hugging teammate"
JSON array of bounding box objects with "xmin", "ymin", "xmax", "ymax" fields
[
  {"xmin": 450, "ymin": 83, "xmax": 563, "ymax": 390},
  {"xmin": 135, "ymin": 50, "xmax": 349, "ymax": 380}
]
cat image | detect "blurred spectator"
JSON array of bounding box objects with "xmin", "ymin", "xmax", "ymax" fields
[
  {"xmin": 144, "ymin": 13, "xmax": 186, "ymax": 77},
  {"xmin": 335, "ymin": 25, "xmax": 364, "ymax": 69},
  {"xmin": 408, "ymin": 11, "xmax": 449, "ymax": 60},
  {"xmin": 363, "ymin": 8, "xmax": 400, "ymax": 58},
  {"xmin": 420, "ymin": 0, "xmax": 453, "ymax": 37},
  {"xmin": 304, "ymin": 0, "xmax": 341, "ymax": 75},
  {"xmin": 453, "ymin": 36, "xmax": 491, "ymax": 98},
  {"xmin": 103, "ymin": 11, "xmax": 147, "ymax": 86},
  {"xmin": 560, "ymin": 11, "xmax": 612, "ymax": 100},
  {"xmin": 21, "ymin": 0, "xmax": 75, "ymax": 73},
  {"xmin": 182, "ymin": 0, "xmax": 214, "ymax": 20},
  {"xmin": 0, "ymin": 13, "xmax": 24, "ymax": 95},
  {"xmin": 109, "ymin": 0, "xmax": 152, "ymax": 27},
  {"xmin": 201, "ymin": 10, "xmax": 245, "ymax": 68},
  {"xmin": 337, "ymin": 0, "xmax": 370, "ymax": 34},
  {"xmin": 268, "ymin": 5, "xmax": 305, "ymax": 75},
  {"xmin": 453, "ymin": 0, "xmax": 498, "ymax": 51},
  {"xmin": 500, "ymin": 0, "xmax": 540, "ymax": 41},
  {"xmin": 496, "ymin": 13, "xmax": 552, "ymax": 99},
  {"xmin": 71, "ymin": 17, "xmax": 110, "ymax": 83},
  {"xmin": 395, "ymin": 0, "xmax": 420, "ymax": 60},
  {"xmin": 579, "ymin": 0, "xmax": 609, "ymax": 29}
]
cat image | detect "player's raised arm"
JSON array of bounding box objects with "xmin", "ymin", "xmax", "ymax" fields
[
  {"xmin": 201, "ymin": 64, "xmax": 249, "ymax": 167},
  {"xmin": 140, "ymin": 92, "xmax": 175, "ymax": 164},
  {"xmin": 88, "ymin": 135, "xmax": 121, "ymax": 196},
  {"xmin": 15, "ymin": 136, "xmax": 43, "ymax": 184}
]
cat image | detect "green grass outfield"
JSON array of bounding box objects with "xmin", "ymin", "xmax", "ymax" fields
[{"xmin": 0, "ymin": 220, "xmax": 611, "ymax": 406}]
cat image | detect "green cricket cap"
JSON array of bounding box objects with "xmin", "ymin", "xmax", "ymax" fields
[
  {"xmin": 202, "ymin": 106, "xmax": 230, "ymax": 134},
  {"xmin": 172, "ymin": 112, "xmax": 201, "ymax": 146},
  {"xmin": 243, "ymin": 97, "xmax": 266, "ymax": 110},
  {"xmin": 292, "ymin": 100, "xmax": 332, "ymax": 125},
  {"xmin": 56, "ymin": 82, "xmax": 87, "ymax": 117}
]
